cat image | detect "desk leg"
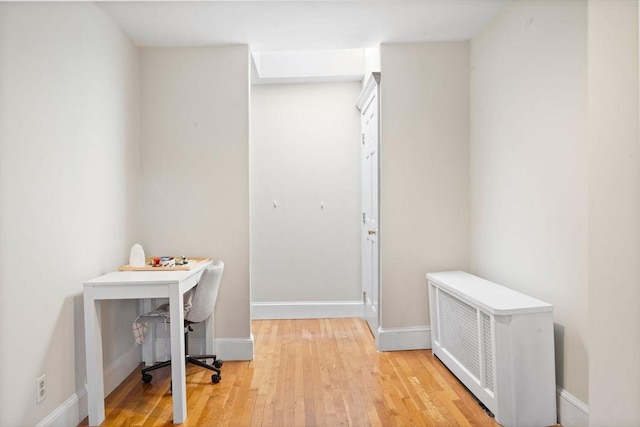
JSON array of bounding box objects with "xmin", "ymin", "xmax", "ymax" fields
[
  {"xmin": 169, "ymin": 287, "xmax": 187, "ymax": 423},
  {"xmin": 84, "ymin": 289, "xmax": 105, "ymax": 426}
]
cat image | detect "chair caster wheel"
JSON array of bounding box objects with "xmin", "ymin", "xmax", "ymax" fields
[
  {"xmin": 212, "ymin": 374, "xmax": 221, "ymax": 384},
  {"xmin": 214, "ymin": 359, "xmax": 223, "ymax": 369},
  {"xmin": 142, "ymin": 373, "xmax": 152, "ymax": 383}
]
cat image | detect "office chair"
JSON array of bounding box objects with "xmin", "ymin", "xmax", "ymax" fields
[{"xmin": 138, "ymin": 261, "xmax": 224, "ymax": 384}]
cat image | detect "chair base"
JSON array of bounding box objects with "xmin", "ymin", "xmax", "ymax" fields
[{"xmin": 142, "ymin": 354, "xmax": 223, "ymax": 384}]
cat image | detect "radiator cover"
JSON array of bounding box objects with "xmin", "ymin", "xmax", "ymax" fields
[{"xmin": 427, "ymin": 271, "xmax": 557, "ymax": 427}]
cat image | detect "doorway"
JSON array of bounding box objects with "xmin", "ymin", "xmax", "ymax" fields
[{"xmin": 250, "ymin": 82, "xmax": 363, "ymax": 318}]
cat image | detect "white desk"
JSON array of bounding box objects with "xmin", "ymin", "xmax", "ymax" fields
[{"xmin": 83, "ymin": 260, "xmax": 212, "ymax": 426}]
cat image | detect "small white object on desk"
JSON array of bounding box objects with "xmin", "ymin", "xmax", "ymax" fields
[{"xmin": 129, "ymin": 243, "xmax": 145, "ymax": 267}]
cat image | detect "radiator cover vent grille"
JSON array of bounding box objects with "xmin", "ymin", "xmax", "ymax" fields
[
  {"xmin": 439, "ymin": 290, "xmax": 480, "ymax": 380},
  {"xmin": 482, "ymin": 312, "xmax": 494, "ymax": 392}
]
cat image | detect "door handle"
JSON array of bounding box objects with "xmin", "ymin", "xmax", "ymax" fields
[{"xmin": 368, "ymin": 229, "xmax": 377, "ymax": 235}]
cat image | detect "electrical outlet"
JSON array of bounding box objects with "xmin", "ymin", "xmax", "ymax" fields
[{"xmin": 36, "ymin": 374, "xmax": 46, "ymax": 404}]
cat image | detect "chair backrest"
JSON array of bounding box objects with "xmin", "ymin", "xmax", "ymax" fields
[{"xmin": 185, "ymin": 261, "xmax": 224, "ymax": 324}]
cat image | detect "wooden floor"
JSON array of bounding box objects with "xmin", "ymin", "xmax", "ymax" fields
[{"xmin": 80, "ymin": 318, "xmax": 499, "ymax": 426}]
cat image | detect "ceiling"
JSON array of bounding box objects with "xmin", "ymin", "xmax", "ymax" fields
[{"xmin": 97, "ymin": 1, "xmax": 508, "ymax": 52}]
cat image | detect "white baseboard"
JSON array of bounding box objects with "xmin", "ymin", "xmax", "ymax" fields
[
  {"xmin": 216, "ymin": 334, "xmax": 255, "ymax": 360},
  {"xmin": 36, "ymin": 345, "xmax": 140, "ymax": 427},
  {"xmin": 104, "ymin": 344, "xmax": 141, "ymax": 396},
  {"xmin": 251, "ymin": 301, "xmax": 364, "ymax": 320},
  {"xmin": 377, "ymin": 326, "xmax": 431, "ymax": 351},
  {"xmin": 36, "ymin": 332, "xmax": 254, "ymax": 427},
  {"xmin": 154, "ymin": 335, "xmax": 255, "ymax": 361},
  {"xmin": 557, "ymin": 386, "xmax": 589, "ymax": 427},
  {"xmin": 35, "ymin": 385, "xmax": 87, "ymax": 427}
]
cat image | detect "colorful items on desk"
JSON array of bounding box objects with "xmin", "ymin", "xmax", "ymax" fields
[{"xmin": 150, "ymin": 256, "xmax": 189, "ymax": 267}]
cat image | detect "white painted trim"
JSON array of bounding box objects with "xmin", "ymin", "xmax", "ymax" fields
[
  {"xmin": 154, "ymin": 338, "xmax": 198, "ymax": 362},
  {"xmin": 356, "ymin": 72, "xmax": 381, "ymax": 110},
  {"xmin": 36, "ymin": 333, "xmax": 255, "ymax": 427},
  {"xmin": 153, "ymin": 335, "xmax": 255, "ymax": 362},
  {"xmin": 156, "ymin": 336, "xmax": 255, "ymax": 360},
  {"xmin": 216, "ymin": 334, "xmax": 255, "ymax": 361},
  {"xmin": 251, "ymin": 301, "xmax": 364, "ymax": 320},
  {"xmin": 36, "ymin": 344, "xmax": 140, "ymax": 427},
  {"xmin": 376, "ymin": 326, "xmax": 431, "ymax": 351},
  {"xmin": 556, "ymin": 386, "xmax": 589, "ymax": 427},
  {"xmin": 104, "ymin": 344, "xmax": 141, "ymax": 396},
  {"xmin": 35, "ymin": 386, "xmax": 87, "ymax": 427}
]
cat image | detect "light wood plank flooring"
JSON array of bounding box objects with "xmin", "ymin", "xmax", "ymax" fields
[{"xmin": 80, "ymin": 318, "xmax": 499, "ymax": 426}]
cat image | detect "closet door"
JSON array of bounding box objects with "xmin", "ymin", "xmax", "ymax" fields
[{"xmin": 357, "ymin": 73, "xmax": 380, "ymax": 338}]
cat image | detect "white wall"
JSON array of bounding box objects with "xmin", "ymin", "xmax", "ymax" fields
[
  {"xmin": 0, "ymin": 3, "xmax": 140, "ymax": 426},
  {"xmin": 587, "ymin": 1, "xmax": 640, "ymax": 425},
  {"xmin": 469, "ymin": 0, "xmax": 589, "ymax": 405},
  {"xmin": 250, "ymin": 83, "xmax": 361, "ymax": 306},
  {"xmin": 139, "ymin": 46, "xmax": 251, "ymax": 355},
  {"xmin": 379, "ymin": 43, "xmax": 470, "ymax": 329}
]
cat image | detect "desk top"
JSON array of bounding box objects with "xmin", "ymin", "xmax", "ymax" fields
[{"xmin": 85, "ymin": 259, "xmax": 212, "ymax": 286}]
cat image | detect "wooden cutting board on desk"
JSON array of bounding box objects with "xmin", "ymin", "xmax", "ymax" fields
[{"xmin": 118, "ymin": 257, "xmax": 211, "ymax": 271}]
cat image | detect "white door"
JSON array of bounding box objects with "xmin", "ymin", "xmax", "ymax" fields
[{"xmin": 358, "ymin": 74, "xmax": 380, "ymax": 338}]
